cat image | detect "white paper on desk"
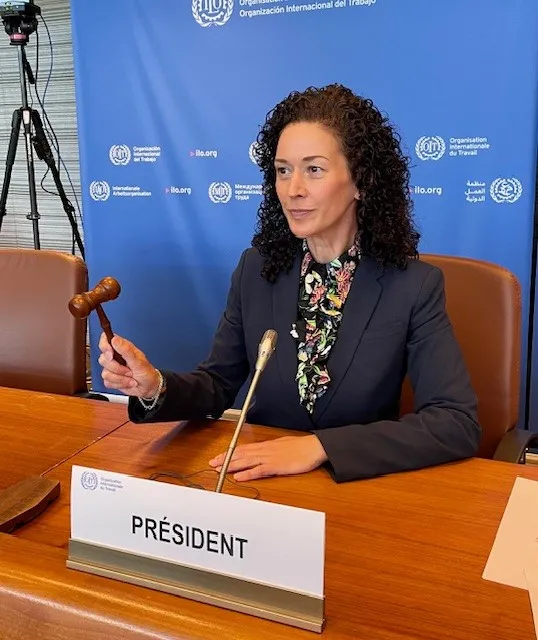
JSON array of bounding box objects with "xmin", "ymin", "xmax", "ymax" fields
[{"xmin": 482, "ymin": 476, "xmax": 538, "ymax": 589}]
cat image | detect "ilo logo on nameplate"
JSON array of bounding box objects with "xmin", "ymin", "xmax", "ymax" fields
[{"xmin": 70, "ymin": 466, "xmax": 326, "ymax": 600}]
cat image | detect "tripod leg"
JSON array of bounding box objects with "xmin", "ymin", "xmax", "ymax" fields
[
  {"xmin": 21, "ymin": 107, "xmax": 41, "ymax": 249},
  {"xmin": 0, "ymin": 108, "xmax": 22, "ymax": 234}
]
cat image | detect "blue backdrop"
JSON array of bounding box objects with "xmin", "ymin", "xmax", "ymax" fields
[{"xmin": 70, "ymin": 0, "xmax": 538, "ymax": 420}]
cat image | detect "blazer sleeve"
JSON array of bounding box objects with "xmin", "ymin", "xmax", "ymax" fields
[
  {"xmin": 128, "ymin": 251, "xmax": 251, "ymax": 423},
  {"xmin": 313, "ymin": 266, "xmax": 482, "ymax": 483}
]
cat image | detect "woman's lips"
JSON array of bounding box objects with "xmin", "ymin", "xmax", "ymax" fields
[{"xmin": 288, "ymin": 209, "xmax": 314, "ymax": 219}]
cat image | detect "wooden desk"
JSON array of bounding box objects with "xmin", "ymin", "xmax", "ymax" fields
[
  {"xmin": 2, "ymin": 417, "xmax": 535, "ymax": 639},
  {"xmin": 0, "ymin": 387, "xmax": 129, "ymax": 488}
]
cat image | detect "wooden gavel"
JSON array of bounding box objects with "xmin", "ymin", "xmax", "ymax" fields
[{"xmin": 68, "ymin": 276, "xmax": 126, "ymax": 366}]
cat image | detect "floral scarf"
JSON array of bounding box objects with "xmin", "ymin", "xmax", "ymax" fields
[{"xmin": 291, "ymin": 238, "xmax": 360, "ymax": 414}]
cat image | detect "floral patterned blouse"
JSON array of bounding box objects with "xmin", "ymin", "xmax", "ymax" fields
[{"xmin": 290, "ymin": 238, "xmax": 361, "ymax": 414}]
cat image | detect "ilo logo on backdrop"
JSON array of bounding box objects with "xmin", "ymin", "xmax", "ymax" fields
[
  {"xmin": 109, "ymin": 144, "xmax": 131, "ymax": 166},
  {"xmin": 209, "ymin": 182, "xmax": 233, "ymax": 203},
  {"xmin": 89, "ymin": 181, "xmax": 110, "ymax": 201},
  {"xmin": 490, "ymin": 178, "xmax": 523, "ymax": 204},
  {"xmin": 415, "ymin": 136, "xmax": 446, "ymax": 161},
  {"xmin": 192, "ymin": 0, "xmax": 233, "ymax": 27},
  {"xmin": 249, "ymin": 141, "xmax": 260, "ymax": 165}
]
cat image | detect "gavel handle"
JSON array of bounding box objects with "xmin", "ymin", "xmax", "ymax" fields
[{"xmin": 96, "ymin": 304, "xmax": 127, "ymax": 367}]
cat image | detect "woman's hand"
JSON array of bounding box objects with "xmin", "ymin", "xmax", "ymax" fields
[
  {"xmin": 209, "ymin": 435, "xmax": 328, "ymax": 481},
  {"xmin": 98, "ymin": 332, "xmax": 161, "ymax": 397}
]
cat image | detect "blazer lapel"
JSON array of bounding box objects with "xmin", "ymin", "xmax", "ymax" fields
[
  {"xmin": 272, "ymin": 253, "xmax": 309, "ymax": 420},
  {"xmin": 313, "ymin": 257, "xmax": 384, "ymax": 422}
]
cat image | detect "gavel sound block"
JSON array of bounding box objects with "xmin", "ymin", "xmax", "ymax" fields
[
  {"xmin": 0, "ymin": 476, "xmax": 60, "ymax": 533},
  {"xmin": 68, "ymin": 276, "xmax": 126, "ymax": 366}
]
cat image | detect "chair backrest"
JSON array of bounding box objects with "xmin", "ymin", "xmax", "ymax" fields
[
  {"xmin": 400, "ymin": 254, "xmax": 521, "ymax": 459},
  {"xmin": 0, "ymin": 248, "xmax": 88, "ymax": 396}
]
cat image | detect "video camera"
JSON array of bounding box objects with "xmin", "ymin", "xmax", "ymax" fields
[{"xmin": 0, "ymin": 0, "xmax": 40, "ymax": 45}]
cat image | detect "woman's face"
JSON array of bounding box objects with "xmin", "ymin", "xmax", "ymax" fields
[{"xmin": 274, "ymin": 121, "xmax": 358, "ymax": 242}]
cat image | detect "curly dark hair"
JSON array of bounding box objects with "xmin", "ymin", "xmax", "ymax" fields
[{"xmin": 251, "ymin": 83, "xmax": 420, "ymax": 283}]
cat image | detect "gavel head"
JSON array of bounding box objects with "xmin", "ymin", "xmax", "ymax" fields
[{"xmin": 68, "ymin": 276, "xmax": 121, "ymax": 319}]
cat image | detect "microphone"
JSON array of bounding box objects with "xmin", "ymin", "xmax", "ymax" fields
[{"xmin": 215, "ymin": 329, "xmax": 278, "ymax": 493}]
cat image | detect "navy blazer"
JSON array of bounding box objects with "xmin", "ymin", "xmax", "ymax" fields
[{"xmin": 129, "ymin": 248, "xmax": 481, "ymax": 482}]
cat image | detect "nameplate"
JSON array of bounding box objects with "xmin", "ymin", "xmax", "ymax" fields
[{"xmin": 70, "ymin": 465, "xmax": 326, "ymax": 598}]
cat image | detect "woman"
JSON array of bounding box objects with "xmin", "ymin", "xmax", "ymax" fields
[{"xmin": 99, "ymin": 84, "xmax": 481, "ymax": 483}]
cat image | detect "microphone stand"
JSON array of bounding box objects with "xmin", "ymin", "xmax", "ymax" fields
[
  {"xmin": 215, "ymin": 330, "xmax": 277, "ymax": 493},
  {"xmin": 215, "ymin": 369, "xmax": 263, "ymax": 494}
]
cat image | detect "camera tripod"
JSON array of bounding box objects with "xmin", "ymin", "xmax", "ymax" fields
[{"xmin": 0, "ymin": 3, "xmax": 84, "ymax": 256}]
